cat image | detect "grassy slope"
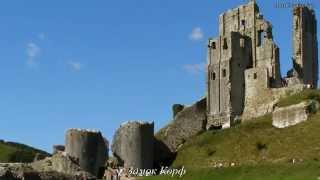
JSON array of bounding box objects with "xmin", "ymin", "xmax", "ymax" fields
[
  {"xmin": 173, "ymin": 114, "xmax": 320, "ymax": 167},
  {"xmin": 0, "ymin": 141, "xmax": 50, "ymax": 163},
  {"xmin": 144, "ymin": 90, "xmax": 320, "ymax": 180},
  {"xmin": 143, "ymin": 162, "xmax": 320, "ymax": 180}
]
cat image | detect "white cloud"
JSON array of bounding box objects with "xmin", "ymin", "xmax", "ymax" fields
[
  {"xmin": 68, "ymin": 61, "xmax": 83, "ymax": 71},
  {"xmin": 183, "ymin": 63, "xmax": 206, "ymax": 74},
  {"xmin": 189, "ymin": 27, "xmax": 204, "ymax": 41},
  {"xmin": 26, "ymin": 42, "xmax": 41, "ymax": 65}
]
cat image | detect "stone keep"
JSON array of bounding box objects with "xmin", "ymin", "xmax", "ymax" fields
[
  {"xmin": 112, "ymin": 121, "xmax": 154, "ymax": 169},
  {"xmin": 206, "ymin": 1, "xmax": 318, "ymax": 128},
  {"xmin": 65, "ymin": 129, "xmax": 108, "ymax": 176},
  {"xmin": 207, "ymin": 1, "xmax": 281, "ymax": 129}
]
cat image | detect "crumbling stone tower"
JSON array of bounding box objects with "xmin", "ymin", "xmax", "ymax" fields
[
  {"xmin": 112, "ymin": 121, "xmax": 154, "ymax": 170},
  {"xmin": 291, "ymin": 6, "xmax": 318, "ymax": 87},
  {"xmin": 65, "ymin": 129, "xmax": 108, "ymax": 176},
  {"xmin": 206, "ymin": 1, "xmax": 282, "ymax": 129}
]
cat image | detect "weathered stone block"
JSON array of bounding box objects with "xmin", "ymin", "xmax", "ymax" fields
[
  {"xmin": 272, "ymin": 100, "xmax": 319, "ymax": 128},
  {"xmin": 112, "ymin": 121, "xmax": 154, "ymax": 169}
]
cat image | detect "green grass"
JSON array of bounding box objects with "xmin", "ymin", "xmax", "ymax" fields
[
  {"xmin": 144, "ymin": 113, "xmax": 320, "ymax": 179},
  {"xmin": 143, "ymin": 90, "xmax": 320, "ymax": 179},
  {"xmin": 142, "ymin": 162, "xmax": 320, "ymax": 180},
  {"xmin": 276, "ymin": 89, "xmax": 320, "ymax": 107},
  {"xmin": 0, "ymin": 140, "xmax": 50, "ymax": 163},
  {"xmin": 172, "ymin": 113, "xmax": 320, "ymax": 167}
]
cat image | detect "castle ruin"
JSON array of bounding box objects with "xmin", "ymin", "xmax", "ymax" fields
[
  {"xmin": 112, "ymin": 121, "xmax": 154, "ymax": 170},
  {"xmin": 206, "ymin": 1, "xmax": 318, "ymax": 129},
  {"xmin": 0, "ymin": 2, "xmax": 319, "ymax": 179},
  {"xmin": 291, "ymin": 6, "xmax": 318, "ymax": 86}
]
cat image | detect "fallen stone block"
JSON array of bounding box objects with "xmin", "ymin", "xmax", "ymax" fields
[{"xmin": 272, "ymin": 100, "xmax": 319, "ymax": 128}]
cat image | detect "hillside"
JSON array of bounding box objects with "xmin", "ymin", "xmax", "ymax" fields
[
  {"xmin": 0, "ymin": 140, "xmax": 50, "ymax": 163},
  {"xmin": 144, "ymin": 90, "xmax": 320, "ymax": 180}
]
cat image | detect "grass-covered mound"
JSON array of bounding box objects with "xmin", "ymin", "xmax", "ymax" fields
[
  {"xmin": 0, "ymin": 140, "xmax": 50, "ymax": 163},
  {"xmin": 144, "ymin": 89, "xmax": 320, "ymax": 180}
]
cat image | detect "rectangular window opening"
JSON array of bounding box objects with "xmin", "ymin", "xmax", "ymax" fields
[
  {"xmin": 222, "ymin": 69, "xmax": 227, "ymax": 77},
  {"xmin": 257, "ymin": 30, "xmax": 263, "ymax": 46},
  {"xmin": 223, "ymin": 38, "xmax": 228, "ymax": 49},
  {"xmin": 211, "ymin": 72, "xmax": 216, "ymax": 80},
  {"xmin": 241, "ymin": 20, "xmax": 245, "ymax": 26},
  {"xmin": 211, "ymin": 42, "xmax": 216, "ymax": 49}
]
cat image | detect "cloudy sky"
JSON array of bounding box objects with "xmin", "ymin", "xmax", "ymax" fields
[{"xmin": 0, "ymin": 0, "xmax": 319, "ymax": 152}]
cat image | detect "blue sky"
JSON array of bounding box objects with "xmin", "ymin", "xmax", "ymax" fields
[{"xmin": 0, "ymin": 0, "xmax": 319, "ymax": 152}]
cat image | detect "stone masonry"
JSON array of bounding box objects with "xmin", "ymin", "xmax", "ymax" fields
[
  {"xmin": 206, "ymin": 1, "xmax": 318, "ymax": 129},
  {"xmin": 290, "ymin": 6, "xmax": 318, "ymax": 87},
  {"xmin": 65, "ymin": 129, "xmax": 108, "ymax": 177},
  {"xmin": 272, "ymin": 100, "xmax": 319, "ymax": 128},
  {"xmin": 112, "ymin": 121, "xmax": 154, "ymax": 170},
  {"xmin": 156, "ymin": 98, "xmax": 206, "ymax": 152}
]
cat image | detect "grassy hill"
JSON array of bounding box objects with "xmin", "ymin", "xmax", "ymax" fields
[
  {"xmin": 143, "ymin": 162, "xmax": 320, "ymax": 180},
  {"xmin": 0, "ymin": 140, "xmax": 50, "ymax": 163},
  {"xmin": 143, "ymin": 90, "xmax": 320, "ymax": 180}
]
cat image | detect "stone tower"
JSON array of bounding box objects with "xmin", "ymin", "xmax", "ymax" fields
[
  {"xmin": 207, "ymin": 32, "xmax": 251, "ymax": 129},
  {"xmin": 112, "ymin": 121, "xmax": 154, "ymax": 169},
  {"xmin": 206, "ymin": 1, "xmax": 282, "ymax": 129},
  {"xmin": 292, "ymin": 6, "xmax": 318, "ymax": 88},
  {"xmin": 65, "ymin": 129, "xmax": 108, "ymax": 176}
]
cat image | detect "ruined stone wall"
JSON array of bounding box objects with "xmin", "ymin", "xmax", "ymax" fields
[
  {"xmin": 206, "ymin": 1, "xmax": 318, "ymax": 127},
  {"xmin": 207, "ymin": 32, "xmax": 250, "ymax": 128},
  {"xmin": 207, "ymin": 1, "xmax": 285, "ymax": 127},
  {"xmin": 242, "ymin": 69, "xmax": 305, "ymax": 120},
  {"xmin": 207, "ymin": 35, "xmax": 232, "ymax": 127},
  {"xmin": 218, "ymin": 1, "xmax": 282, "ymax": 86},
  {"xmin": 219, "ymin": 1, "xmax": 256, "ymax": 38},
  {"xmin": 292, "ymin": 6, "xmax": 318, "ymax": 87},
  {"xmin": 242, "ymin": 67, "xmax": 275, "ymax": 119},
  {"xmin": 255, "ymin": 26, "xmax": 282, "ymax": 87},
  {"xmin": 230, "ymin": 33, "xmax": 251, "ymax": 116},
  {"xmin": 157, "ymin": 98, "xmax": 206, "ymax": 152},
  {"xmin": 252, "ymin": 8, "xmax": 282, "ymax": 87},
  {"xmin": 65, "ymin": 129, "xmax": 108, "ymax": 176},
  {"xmin": 112, "ymin": 121, "xmax": 154, "ymax": 169}
]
